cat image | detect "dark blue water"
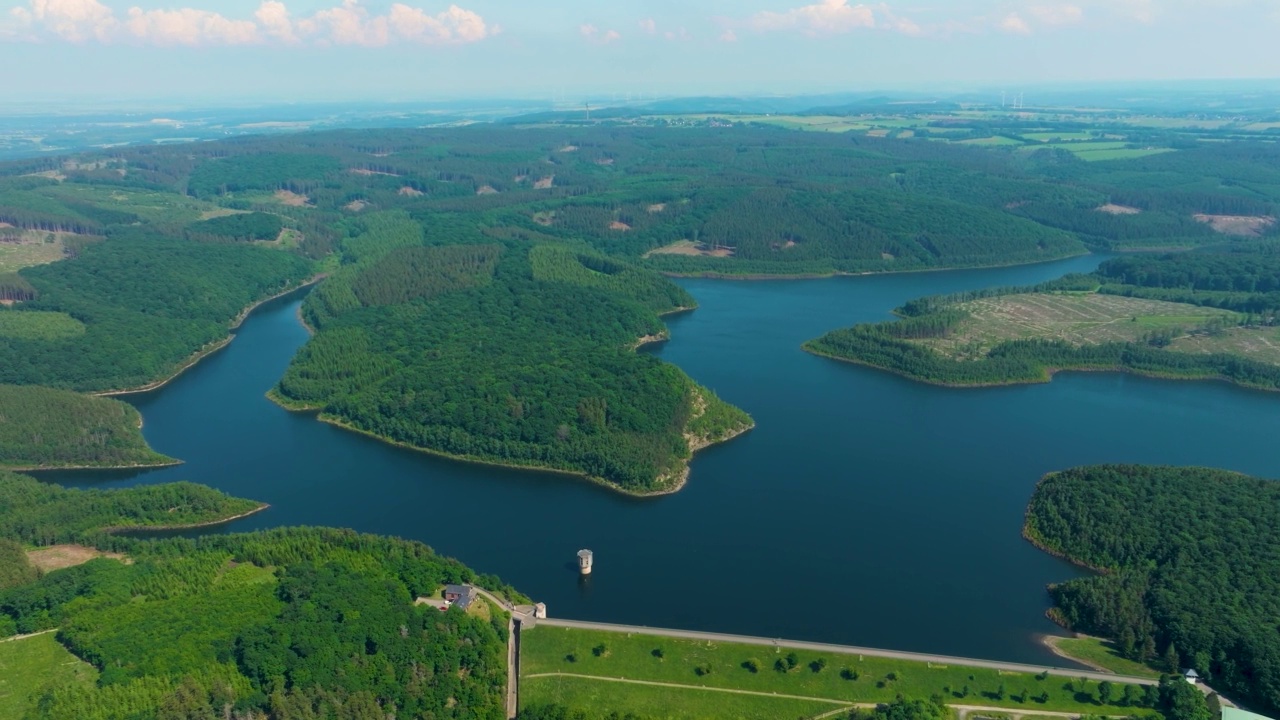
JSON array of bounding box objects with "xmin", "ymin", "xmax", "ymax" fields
[{"xmin": 46, "ymin": 253, "xmax": 1280, "ymax": 666}]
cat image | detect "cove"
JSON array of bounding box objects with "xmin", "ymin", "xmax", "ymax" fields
[{"xmin": 43, "ymin": 253, "xmax": 1280, "ymax": 667}]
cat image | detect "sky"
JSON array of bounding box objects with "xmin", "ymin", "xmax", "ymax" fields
[{"xmin": 1, "ymin": 0, "xmax": 1278, "ymax": 102}]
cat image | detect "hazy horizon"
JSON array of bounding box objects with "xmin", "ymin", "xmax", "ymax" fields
[{"xmin": 3, "ymin": 0, "xmax": 1280, "ymax": 103}]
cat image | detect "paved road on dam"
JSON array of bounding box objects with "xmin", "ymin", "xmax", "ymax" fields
[{"xmin": 532, "ymin": 618, "xmax": 1159, "ymax": 687}]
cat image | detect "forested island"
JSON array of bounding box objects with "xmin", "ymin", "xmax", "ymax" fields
[
  {"xmin": 1024, "ymin": 464, "xmax": 1280, "ymax": 717},
  {"xmin": 0, "ymin": 385, "xmax": 175, "ymax": 470},
  {"xmin": 805, "ymin": 246, "xmax": 1280, "ymax": 391}
]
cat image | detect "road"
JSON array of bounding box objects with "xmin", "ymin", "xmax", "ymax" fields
[{"xmin": 532, "ymin": 618, "xmax": 1159, "ymax": 687}]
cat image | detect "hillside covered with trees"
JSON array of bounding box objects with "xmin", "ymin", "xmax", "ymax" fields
[
  {"xmin": 273, "ymin": 211, "xmax": 751, "ymax": 493},
  {"xmin": 0, "ymin": 471, "xmax": 515, "ymax": 719},
  {"xmin": 0, "ymin": 385, "xmax": 174, "ymax": 469},
  {"xmin": 1024, "ymin": 465, "xmax": 1280, "ymax": 717}
]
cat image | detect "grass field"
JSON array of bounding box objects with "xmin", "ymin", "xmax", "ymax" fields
[
  {"xmin": 40, "ymin": 185, "xmax": 228, "ymax": 225},
  {"xmin": 1045, "ymin": 637, "xmax": 1160, "ymax": 680},
  {"xmin": 1168, "ymin": 325, "xmax": 1280, "ymax": 366},
  {"xmin": 1022, "ymin": 132, "xmax": 1098, "ymax": 142},
  {"xmin": 0, "ymin": 310, "xmax": 86, "ymax": 340},
  {"xmin": 521, "ymin": 626, "xmax": 1149, "ymax": 717},
  {"xmin": 1075, "ymin": 148, "xmax": 1176, "ymax": 161},
  {"xmin": 0, "ymin": 632, "xmax": 98, "ymax": 718},
  {"xmin": 522, "ymin": 674, "xmax": 842, "ymax": 720},
  {"xmin": 921, "ymin": 293, "xmax": 1239, "ymax": 360},
  {"xmin": 957, "ymin": 136, "xmax": 1024, "ymax": 146}
]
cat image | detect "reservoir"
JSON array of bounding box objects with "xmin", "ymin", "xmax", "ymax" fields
[{"xmin": 46, "ymin": 253, "xmax": 1280, "ymax": 666}]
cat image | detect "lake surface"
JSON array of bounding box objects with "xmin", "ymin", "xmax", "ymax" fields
[{"xmin": 48, "ymin": 253, "xmax": 1280, "ymax": 666}]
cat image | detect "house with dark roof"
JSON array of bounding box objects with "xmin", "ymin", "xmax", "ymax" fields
[{"xmin": 444, "ymin": 584, "xmax": 476, "ymax": 610}]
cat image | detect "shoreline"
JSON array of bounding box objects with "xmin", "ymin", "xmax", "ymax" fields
[
  {"xmin": 655, "ymin": 250, "xmax": 1095, "ymax": 282},
  {"xmin": 99, "ymin": 503, "xmax": 270, "ymax": 533},
  {"xmin": 266, "ymin": 399, "xmax": 751, "ymax": 499},
  {"xmin": 802, "ymin": 344, "xmax": 1280, "ymax": 395},
  {"xmin": 92, "ymin": 276, "xmax": 322, "ymax": 397},
  {"xmin": 7, "ymin": 457, "xmax": 183, "ymax": 473}
]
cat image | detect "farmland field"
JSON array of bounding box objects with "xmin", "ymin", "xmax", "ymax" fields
[
  {"xmin": 918, "ymin": 293, "xmax": 1237, "ymax": 360},
  {"xmin": 0, "ymin": 632, "xmax": 98, "ymax": 719}
]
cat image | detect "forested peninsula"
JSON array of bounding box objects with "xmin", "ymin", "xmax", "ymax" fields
[
  {"xmin": 0, "ymin": 385, "xmax": 175, "ymax": 470},
  {"xmin": 269, "ymin": 214, "xmax": 752, "ymax": 494},
  {"xmin": 805, "ymin": 246, "xmax": 1280, "ymax": 391},
  {"xmin": 1024, "ymin": 464, "xmax": 1280, "ymax": 717}
]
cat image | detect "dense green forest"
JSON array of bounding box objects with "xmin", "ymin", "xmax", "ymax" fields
[
  {"xmin": 0, "ymin": 233, "xmax": 313, "ymax": 391},
  {"xmin": 0, "ymin": 385, "xmax": 174, "ymax": 469},
  {"xmin": 0, "ymin": 472, "xmax": 516, "ymax": 719},
  {"xmin": 1024, "ymin": 465, "xmax": 1280, "ymax": 717},
  {"xmin": 274, "ymin": 212, "xmax": 749, "ymax": 493},
  {"xmin": 0, "ymin": 471, "xmax": 261, "ymax": 544}
]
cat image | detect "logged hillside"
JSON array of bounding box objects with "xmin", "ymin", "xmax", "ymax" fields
[{"xmin": 1024, "ymin": 465, "xmax": 1280, "ymax": 716}]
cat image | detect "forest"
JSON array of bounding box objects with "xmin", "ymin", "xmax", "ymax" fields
[
  {"xmin": 0, "ymin": 230, "xmax": 313, "ymax": 391},
  {"xmin": 0, "ymin": 471, "xmax": 516, "ymax": 720},
  {"xmin": 1024, "ymin": 465, "xmax": 1280, "ymax": 717},
  {"xmin": 0, "ymin": 385, "xmax": 174, "ymax": 469}
]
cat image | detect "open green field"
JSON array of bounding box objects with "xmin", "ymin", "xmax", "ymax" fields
[
  {"xmin": 0, "ymin": 632, "xmax": 98, "ymax": 718},
  {"xmin": 1075, "ymin": 148, "xmax": 1176, "ymax": 161},
  {"xmin": 39, "ymin": 184, "xmax": 231, "ymax": 225},
  {"xmin": 1022, "ymin": 132, "xmax": 1098, "ymax": 142},
  {"xmin": 521, "ymin": 626, "xmax": 1150, "ymax": 718},
  {"xmin": 957, "ymin": 136, "xmax": 1024, "ymax": 146},
  {"xmin": 522, "ymin": 674, "xmax": 842, "ymax": 720},
  {"xmin": 920, "ymin": 293, "xmax": 1239, "ymax": 360},
  {"xmin": 0, "ymin": 310, "xmax": 86, "ymax": 340},
  {"xmin": 0, "ymin": 232, "xmax": 70, "ymax": 272},
  {"xmin": 1045, "ymin": 637, "xmax": 1160, "ymax": 680}
]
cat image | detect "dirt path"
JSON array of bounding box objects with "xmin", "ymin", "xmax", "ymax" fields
[
  {"xmin": 523, "ymin": 673, "xmax": 1135, "ymax": 720},
  {"xmin": 0, "ymin": 629, "xmax": 57, "ymax": 643},
  {"xmin": 523, "ymin": 672, "xmax": 854, "ymax": 706}
]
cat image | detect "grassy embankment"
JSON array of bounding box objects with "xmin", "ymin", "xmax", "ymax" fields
[
  {"xmin": 1043, "ymin": 636, "xmax": 1161, "ymax": 680},
  {"xmin": 0, "ymin": 632, "xmax": 98, "ymax": 719},
  {"xmin": 521, "ymin": 626, "xmax": 1155, "ymax": 720}
]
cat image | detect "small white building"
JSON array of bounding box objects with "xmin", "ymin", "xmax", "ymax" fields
[
  {"xmin": 577, "ymin": 549, "xmax": 594, "ymax": 575},
  {"xmin": 534, "ymin": 602, "xmax": 547, "ymax": 619},
  {"xmin": 1183, "ymin": 668, "xmax": 1200, "ymax": 685}
]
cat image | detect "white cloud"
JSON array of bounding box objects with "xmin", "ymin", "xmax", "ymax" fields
[
  {"xmin": 638, "ymin": 17, "xmax": 655, "ymax": 34},
  {"xmin": 751, "ymin": 0, "xmax": 876, "ymax": 35},
  {"xmin": 8, "ymin": 0, "xmax": 493, "ymax": 47},
  {"xmin": 999, "ymin": 12, "xmax": 1032, "ymax": 33},
  {"xmin": 254, "ymin": 0, "xmax": 297, "ymax": 43},
  {"xmin": 20, "ymin": 0, "xmax": 117, "ymax": 42},
  {"xmin": 580, "ymin": 22, "xmax": 620, "ymax": 44},
  {"xmin": 720, "ymin": 28, "xmax": 737, "ymax": 41},
  {"xmin": 124, "ymin": 7, "xmax": 259, "ymax": 45},
  {"xmin": 1028, "ymin": 4, "xmax": 1084, "ymax": 26}
]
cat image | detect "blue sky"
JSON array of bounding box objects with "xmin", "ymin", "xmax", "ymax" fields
[{"xmin": 1, "ymin": 0, "xmax": 1278, "ymax": 102}]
